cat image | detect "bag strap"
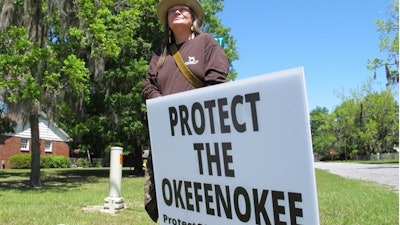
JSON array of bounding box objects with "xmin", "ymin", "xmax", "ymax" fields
[{"xmin": 170, "ymin": 44, "xmax": 205, "ymax": 88}]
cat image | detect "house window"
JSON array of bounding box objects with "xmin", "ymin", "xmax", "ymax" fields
[
  {"xmin": 45, "ymin": 140, "xmax": 52, "ymax": 153},
  {"xmin": 20, "ymin": 138, "xmax": 29, "ymax": 151}
]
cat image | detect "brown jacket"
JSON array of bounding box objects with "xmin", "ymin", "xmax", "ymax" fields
[{"xmin": 142, "ymin": 33, "xmax": 229, "ymax": 100}]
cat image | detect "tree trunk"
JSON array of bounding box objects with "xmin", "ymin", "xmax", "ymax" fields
[
  {"xmin": 133, "ymin": 142, "xmax": 144, "ymax": 176},
  {"xmin": 27, "ymin": 0, "xmax": 44, "ymax": 187},
  {"xmin": 29, "ymin": 103, "xmax": 42, "ymax": 187}
]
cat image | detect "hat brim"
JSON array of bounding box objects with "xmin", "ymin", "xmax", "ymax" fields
[{"xmin": 157, "ymin": 0, "xmax": 204, "ymax": 27}]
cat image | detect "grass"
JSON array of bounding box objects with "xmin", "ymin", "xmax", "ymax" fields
[
  {"xmin": 316, "ymin": 169, "xmax": 398, "ymax": 225},
  {"xmin": 0, "ymin": 167, "xmax": 398, "ymax": 225},
  {"xmin": 0, "ymin": 168, "xmax": 155, "ymax": 225}
]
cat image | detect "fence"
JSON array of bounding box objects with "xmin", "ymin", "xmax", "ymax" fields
[{"xmin": 355, "ymin": 153, "xmax": 399, "ymax": 161}]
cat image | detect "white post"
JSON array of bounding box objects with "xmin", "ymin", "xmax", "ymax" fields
[
  {"xmin": 104, "ymin": 146, "xmax": 125, "ymax": 212},
  {"xmin": 109, "ymin": 146, "xmax": 123, "ymax": 197}
]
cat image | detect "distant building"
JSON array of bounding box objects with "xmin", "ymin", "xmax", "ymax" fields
[{"xmin": 0, "ymin": 114, "xmax": 71, "ymax": 169}]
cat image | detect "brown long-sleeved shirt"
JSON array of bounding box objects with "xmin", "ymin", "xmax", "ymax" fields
[{"xmin": 142, "ymin": 33, "xmax": 229, "ymax": 100}]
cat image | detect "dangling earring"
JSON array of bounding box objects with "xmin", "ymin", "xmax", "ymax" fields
[
  {"xmin": 168, "ymin": 30, "xmax": 172, "ymax": 44},
  {"xmin": 190, "ymin": 26, "xmax": 195, "ymax": 40}
]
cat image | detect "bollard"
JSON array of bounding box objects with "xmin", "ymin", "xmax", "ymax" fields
[{"xmin": 104, "ymin": 147, "xmax": 125, "ymax": 212}]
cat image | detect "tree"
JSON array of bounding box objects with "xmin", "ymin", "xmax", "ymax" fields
[
  {"xmin": 368, "ymin": 0, "xmax": 399, "ymax": 86},
  {"xmin": 309, "ymin": 107, "xmax": 336, "ymax": 158},
  {"xmin": 54, "ymin": 0, "xmax": 154, "ymax": 174},
  {"xmin": 1, "ymin": 0, "xmax": 239, "ymax": 180},
  {"xmin": 0, "ymin": 105, "xmax": 17, "ymax": 134},
  {"xmin": 355, "ymin": 89, "xmax": 399, "ymax": 155},
  {"xmin": 332, "ymin": 99, "xmax": 360, "ymax": 160},
  {"xmin": 0, "ymin": 1, "xmax": 89, "ymax": 186},
  {"xmin": 57, "ymin": 0, "xmax": 238, "ymax": 175},
  {"xmin": 202, "ymin": 0, "xmax": 238, "ymax": 80},
  {"xmin": 313, "ymin": 82, "xmax": 399, "ymax": 160}
]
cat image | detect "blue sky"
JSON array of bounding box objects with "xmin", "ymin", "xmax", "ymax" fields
[{"xmin": 219, "ymin": 0, "xmax": 391, "ymax": 112}]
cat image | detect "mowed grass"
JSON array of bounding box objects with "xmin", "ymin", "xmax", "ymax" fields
[
  {"xmin": 0, "ymin": 168, "xmax": 398, "ymax": 225},
  {"xmin": 0, "ymin": 169, "xmax": 155, "ymax": 225},
  {"xmin": 316, "ymin": 169, "xmax": 398, "ymax": 225}
]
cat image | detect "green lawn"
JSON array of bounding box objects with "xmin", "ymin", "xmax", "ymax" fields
[
  {"xmin": 316, "ymin": 169, "xmax": 398, "ymax": 225},
  {"xmin": 0, "ymin": 168, "xmax": 398, "ymax": 225}
]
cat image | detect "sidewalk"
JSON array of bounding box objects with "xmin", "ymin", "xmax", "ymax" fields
[{"xmin": 314, "ymin": 162, "xmax": 399, "ymax": 192}]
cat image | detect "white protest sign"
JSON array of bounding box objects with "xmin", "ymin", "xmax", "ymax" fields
[{"xmin": 146, "ymin": 67, "xmax": 320, "ymax": 225}]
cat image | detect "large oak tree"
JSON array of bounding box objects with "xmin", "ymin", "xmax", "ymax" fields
[{"xmin": 0, "ymin": 0, "xmax": 238, "ymax": 181}]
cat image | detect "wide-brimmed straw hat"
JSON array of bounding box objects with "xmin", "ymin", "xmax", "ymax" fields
[{"xmin": 157, "ymin": 0, "xmax": 204, "ymax": 27}]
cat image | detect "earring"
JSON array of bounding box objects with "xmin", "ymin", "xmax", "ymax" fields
[
  {"xmin": 168, "ymin": 30, "xmax": 172, "ymax": 44},
  {"xmin": 191, "ymin": 26, "xmax": 194, "ymax": 32}
]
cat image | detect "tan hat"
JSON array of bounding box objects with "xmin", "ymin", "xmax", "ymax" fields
[{"xmin": 157, "ymin": 0, "xmax": 204, "ymax": 27}]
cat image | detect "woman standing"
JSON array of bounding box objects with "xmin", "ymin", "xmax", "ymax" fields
[
  {"xmin": 142, "ymin": 0, "xmax": 230, "ymax": 222},
  {"xmin": 142, "ymin": 0, "xmax": 229, "ymax": 99}
]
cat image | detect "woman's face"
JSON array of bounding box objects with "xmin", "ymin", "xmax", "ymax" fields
[{"xmin": 167, "ymin": 5, "xmax": 193, "ymax": 30}]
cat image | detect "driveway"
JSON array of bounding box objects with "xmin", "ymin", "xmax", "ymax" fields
[{"xmin": 314, "ymin": 162, "xmax": 399, "ymax": 192}]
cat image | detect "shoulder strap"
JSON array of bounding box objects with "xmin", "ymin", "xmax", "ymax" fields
[{"xmin": 170, "ymin": 44, "xmax": 205, "ymax": 88}]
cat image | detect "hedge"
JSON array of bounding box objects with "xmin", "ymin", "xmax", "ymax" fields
[
  {"xmin": 8, "ymin": 154, "xmax": 71, "ymax": 169},
  {"xmin": 41, "ymin": 155, "xmax": 70, "ymax": 168},
  {"xmin": 8, "ymin": 154, "xmax": 31, "ymax": 169}
]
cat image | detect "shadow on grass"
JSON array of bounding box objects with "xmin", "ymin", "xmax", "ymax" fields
[{"xmin": 0, "ymin": 168, "xmax": 141, "ymax": 192}]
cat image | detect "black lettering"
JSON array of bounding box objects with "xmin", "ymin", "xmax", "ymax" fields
[
  {"xmin": 253, "ymin": 189, "xmax": 271, "ymax": 225},
  {"xmin": 162, "ymin": 179, "xmax": 173, "ymax": 206},
  {"xmin": 191, "ymin": 102, "xmax": 205, "ymax": 135},
  {"xmin": 204, "ymin": 183, "xmax": 215, "ymax": 215},
  {"xmin": 217, "ymin": 98, "xmax": 230, "ymax": 133},
  {"xmin": 204, "ymin": 100, "xmax": 216, "ymax": 134},
  {"xmin": 206, "ymin": 143, "xmax": 222, "ymax": 176},
  {"xmin": 193, "ymin": 143, "xmax": 205, "ymax": 175},
  {"xmin": 289, "ymin": 192, "xmax": 303, "ymax": 225},
  {"xmin": 169, "ymin": 107, "xmax": 178, "ymax": 136},
  {"xmin": 234, "ymin": 187, "xmax": 251, "ymax": 222},
  {"xmin": 231, "ymin": 95, "xmax": 246, "ymax": 132},
  {"xmin": 193, "ymin": 182, "xmax": 203, "ymax": 212},
  {"xmin": 184, "ymin": 181, "xmax": 194, "ymax": 211},
  {"xmin": 215, "ymin": 184, "xmax": 232, "ymax": 219},
  {"xmin": 245, "ymin": 92, "xmax": 260, "ymax": 131},
  {"xmin": 222, "ymin": 142, "xmax": 235, "ymax": 177},
  {"xmin": 168, "ymin": 92, "xmax": 261, "ymax": 137},
  {"xmin": 173, "ymin": 180, "xmax": 185, "ymax": 209},
  {"xmin": 178, "ymin": 105, "xmax": 192, "ymax": 135},
  {"xmin": 163, "ymin": 180, "xmax": 302, "ymax": 225},
  {"xmin": 272, "ymin": 190, "xmax": 286, "ymax": 225}
]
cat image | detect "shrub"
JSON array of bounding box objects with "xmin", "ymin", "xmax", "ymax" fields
[
  {"xmin": 9, "ymin": 154, "xmax": 31, "ymax": 169},
  {"xmin": 9, "ymin": 154, "xmax": 71, "ymax": 169},
  {"xmin": 41, "ymin": 156, "xmax": 51, "ymax": 168},
  {"xmin": 92, "ymin": 161, "xmax": 100, "ymax": 167},
  {"xmin": 75, "ymin": 158, "xmax": 88, "ymax": 167},
  {"xmin": 350, "ymin": 150, "xmax": 359, "ymax": 160},
  {"xmin": 48, "ymin": 156, "xmax": 70, "ymax": 168}
]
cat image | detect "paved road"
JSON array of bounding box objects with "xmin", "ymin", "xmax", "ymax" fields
[{"xmin": 314, "ymin": 162, "xmax": 399, "ymax": 192}]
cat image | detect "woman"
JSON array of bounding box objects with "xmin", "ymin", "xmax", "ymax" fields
[
  {"xmin": 142, "ymin": 0, "xmax": 230, "ymax": 222},
  {"xmin": 142, "ymin": 0, "xmax": 229, "ymax": 99}
]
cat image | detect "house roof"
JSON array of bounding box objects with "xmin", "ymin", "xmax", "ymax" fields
[{"xmin": 4, "ymin": 113, "xmax": 71, "ymax": 142}]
